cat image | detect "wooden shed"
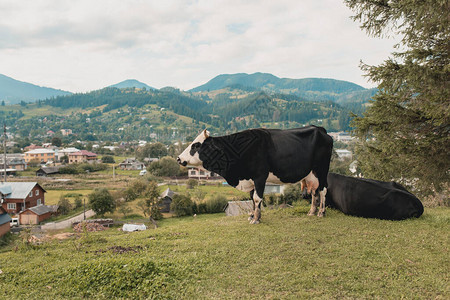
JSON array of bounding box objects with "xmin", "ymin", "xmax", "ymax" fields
[
  {"xmin": 224, "ymin": 201, "xmax": 256, "ymax": 217},
  {"xmin": 19, "ymin": 205, "xmax": 53, "ymax": 225},
  {"xmin": 160, "ymin": 188, "xmax": 175, "ymax": 213},
  {"xmin": 36, "ymin": 166, "xmax": 63, "ymax": 177}
]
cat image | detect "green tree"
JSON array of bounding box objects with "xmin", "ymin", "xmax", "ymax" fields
[
  {"xmin": 137, "ymin": 199, "xmax": 149, "ymax": 217},
  {"xmin": 145, "ymin": 181, "xmax": 162, "ymax": 228},
  {"xmin": 117, "ymin": 203, "xmax": 132, "ymax": 217},
  {"xmin": 58, "ymin": 195, "xmax": 72, "ymax": 215},
  {"xmin": 137, "ymin": 142, "xmax": 168, "ymax": 160},
  {"xmin": 149, "ymin": 156, "xmax": 180, "ymax": 177},
  {"xmin": 346, "ymin": 0, "xmax": 449, "ymax": 195},
  {"xmin": 89, "ymin": 188, "xmax": 115, "ymax": 216},
  {"xmin": 51, "ymin": 136, "xmax": 62, "ymax": 147}
]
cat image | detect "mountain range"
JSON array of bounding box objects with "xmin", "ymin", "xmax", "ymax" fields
[
  {"xmin": 0, "ymin": 74, "xmax": 72, "ymax": 104},
  {"xmin": 0, "ymin": 72, "xmax": 376, "ymax": 104},
  {"xmin": 109, "ymin": 79, "xmax": 155, "ymax": 90}
]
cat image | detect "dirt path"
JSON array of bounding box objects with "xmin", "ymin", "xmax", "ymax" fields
[{"xmin": 41, "ymin": 209, "xmax": 96, "ymax": 231}]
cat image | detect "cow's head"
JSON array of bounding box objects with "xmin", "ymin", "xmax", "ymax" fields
[{"xmin": 177, "ymin": 129, "xmax": 210, "ymax": 166}]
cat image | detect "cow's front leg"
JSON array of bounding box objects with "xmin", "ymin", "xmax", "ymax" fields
[
  {"xmin": 250, "ymin": 193, "xmax": 263, "ymax": 224},
  {"xmin": 317, "ymin": 187, "xmax": 327, "ymax": 217},
  {"xmin": 308, "ymin": 190, "xmax": 319, "ymax": 216},
  {"xmin": 250, "ymin": 182, "xmax": 265, "ymax": 224}
]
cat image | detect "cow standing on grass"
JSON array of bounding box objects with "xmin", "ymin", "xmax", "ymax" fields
[{"xmin": 177, "ymin": 126, "xmax": 333, "ymax": 224}]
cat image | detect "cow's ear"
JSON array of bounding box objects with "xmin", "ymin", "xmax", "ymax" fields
[{"xmin": 203, "ymin": 129, "xmax": 210, "ymax": 138}]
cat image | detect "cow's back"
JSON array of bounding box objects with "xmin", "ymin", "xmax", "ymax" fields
[{"xmin": 267, "ymin": 126, "xmax": 333, "ymax": 184}]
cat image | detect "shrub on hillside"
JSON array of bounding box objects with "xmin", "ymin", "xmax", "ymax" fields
[
  {"xmin": 280, "ymin": 184, "xmax": 303, "ymax": 205},
  {"xmin": 101, "ymin": 155, "xmax": 115, "ymax": 163},
  {"xmin": 205, "ymin": 195, "xmax": 228, "ymax": 213},
  {"xmin": 59, "ymin": 165, "xmax": 79, "ymax": 174},
  {"xmin": 170, "ymin": 194, "xmax": 193, "ymax": 217},
  {"xmin": 58, "ymin": 195, "xmax": 73, "ymax": 215},
  {"xmin": 59, "ymin": 163, "xmax": 108, "ymax": 174}
]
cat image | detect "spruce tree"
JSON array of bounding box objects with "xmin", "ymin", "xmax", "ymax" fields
[{"xmin": 346, "ymin": 0, "xmax": 449, "ymax": 195}]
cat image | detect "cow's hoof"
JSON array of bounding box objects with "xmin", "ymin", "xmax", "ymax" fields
[
  {"xmin": 249, "ymin": 219, "xmax": 260, "ymax": 225},
  {"xmin": 307, "ymin": 211, "xmax": 316, "ymax": 216},
  {"xmin": 317, "ymin": 211, "xmax": 324, "ymax": 217}
]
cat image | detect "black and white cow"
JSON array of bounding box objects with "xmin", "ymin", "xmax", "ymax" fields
[
  {"xmin": 177, "ymin": 126, "xmax": 333, "ymax": 223},
  {"xmin": 325, "ymin": 173, "xmax": 424, "ymax": 220}
]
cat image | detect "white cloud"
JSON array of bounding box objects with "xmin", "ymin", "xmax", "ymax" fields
[{"xmin": 0, "ymin": 0, "xmax": 398, "ymax": 92}]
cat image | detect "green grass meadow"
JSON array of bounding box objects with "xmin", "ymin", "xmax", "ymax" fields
[{"xmin": 1, "ymin": 203, "xmax": 448, "ymax": 299}]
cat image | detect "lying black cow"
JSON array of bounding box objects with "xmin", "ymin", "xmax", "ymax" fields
[
  {"xmin": 178, "ymin": 127, "xmax": 333, "ymax": 223},
  {"xmin": 325, "ymin": 173, "xmax": 424, "ymax": 220}
]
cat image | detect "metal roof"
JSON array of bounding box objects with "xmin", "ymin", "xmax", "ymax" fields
[
  {"xmin": 0, "ymin": 212, "xmax": 12, "ymax": 225},
  {"xmin": 0, "ymin": 182, "xmax": 44, "ymax": 199},
  {"xmin": 25, "ymin": 149, "xmax": 55, "ymax": 154},
  {"xmin": 26, "ymin": 205, "xmax": 53, "ymax": 215},
  {"xmin": 38, "ymin": 166, "xmax": 62, "ymax": 174},
  {"xmin": 161, "ymin": 188, "xmax": 175, "ymax": 199}
]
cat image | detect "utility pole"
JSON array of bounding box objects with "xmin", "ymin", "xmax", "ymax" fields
[{"xmin": 3, "ymin": 124, "xmax": 6, "ymax": 182}]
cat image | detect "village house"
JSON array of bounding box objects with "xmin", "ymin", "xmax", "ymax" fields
[
  {"xmin": 24, "ymin": 149, "xmax": 55, "ymax": 163},
  {"xmin": 0, "ymin": 155, "xmax": 27, "ymax": 171},
  {"xmin": 56, "ymin": 147, "xmax": 80, "ymax": 161},
  {"xmin": 24, "ymin": 144, "xmax": 43, "ymax": 152},
  {"xmin": 0, "ymin": 206, "xmax": 11, "ymax": 237},
  {"xmin": 188, "ymin": 166, "xmax": 221, "ymax": 180},
  {"xmin": 60, "ymin": 129, "xmax": 73, "ymax": 136},
  {"xmin": 0, "ymin": 182, "xmax": 46, "ymax": 215},
  {"xmin": 335, "ymin": 149, "xmax": 353, "ymax": 160},
  {"xmin": 118, "ymin": 158, "xmax": 145, "ymax": 170},
  {"xmin": 68, "ymin": 150, "xmax": 97, "ymax": 163},
  {"xmin": 328, "ymin": 132, "xmax": 355, "ymax": 143}
]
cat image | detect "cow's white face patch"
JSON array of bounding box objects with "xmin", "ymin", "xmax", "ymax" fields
[{"xmin": 177, "ymin": 129, "xmax": 210, "ymax": 166}]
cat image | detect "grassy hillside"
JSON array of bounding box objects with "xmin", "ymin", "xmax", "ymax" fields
[{"xmin": 1, "ymin": 203, "xmax": 448, "ymax": 299}]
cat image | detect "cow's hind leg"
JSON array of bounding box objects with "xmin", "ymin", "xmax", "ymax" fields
[
  {"xmin": 308, "ymin": 190, "xmax": 319, "ymax": 216},
  {"xmin": 317, "ymin": 187, "xmax": 327, "ymax": 217}
]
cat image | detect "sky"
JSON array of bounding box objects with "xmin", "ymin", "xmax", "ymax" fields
[{"xmin": 0, "ymin": 0, "xmax": 399, "ymax": 93}]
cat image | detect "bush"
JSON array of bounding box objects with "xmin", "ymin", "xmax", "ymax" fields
[
  {"xmin": 170, "ymin": 194, "xmax": 193, "ymax": 217},
  {"xmin": 280, "ymin": 184, "xmax": 303, "ymax": 205},
  {"xmin": 205, "ymin": 195, "xmax": 228, "ymax": 213},
  {"xmin": 197, "ymin": 202, "xmax": 207, "ymax": 214},
  {"xmin": 74, "ymin": 195, "xmax": 83, "ymax": 209},
  {"xmin": 59, "ymin": 163, "xmax": 108, "ymax": 174},
  {"xmin": 59, "ymin": 165, "xmax": 79, "ymax": 174},
  {"xmin": 58, "ymin": 195, "xmax": 73, "ymax": 215},
  {"xmin": 101, "ymin": 155, "xmax": 115, "ymax": 163},
  {"xmin": 187, "ymin": 179, "xmax": 198, "ymax": 189}
]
